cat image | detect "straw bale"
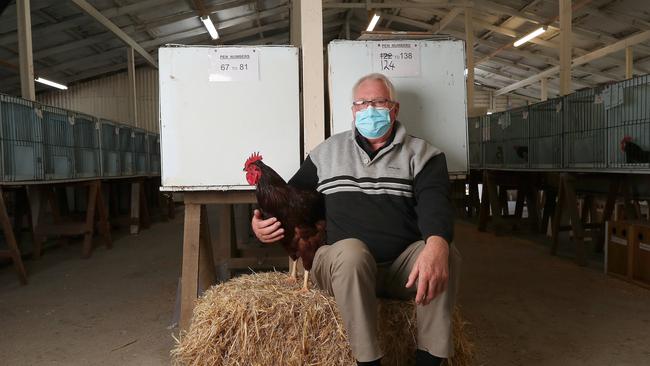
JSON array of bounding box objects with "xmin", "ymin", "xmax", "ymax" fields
[{"xmin": 172, "ymin": 272, "xmax": 472, "ymax": 366}]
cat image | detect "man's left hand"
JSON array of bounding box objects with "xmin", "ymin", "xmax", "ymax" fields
[{"xmin": 405, "ymin": 236, "xmax": 449, "ymax": 306}]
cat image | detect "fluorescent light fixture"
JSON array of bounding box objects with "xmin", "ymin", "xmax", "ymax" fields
[
  {"xmin": 487, "ymin": 111, "xmax": 493, "ymax": 115},
  {"xmin": 35, "ymin": 77, "xmax": 67, "ymax": 90},
  {"xmin": 366, "ymin": 13, "xmax": 381, "ymax": 32},
  {"xmin": 201, "ymin": 15, "xmax": 219, "ymax": 40},
  {"xmin": 514, "ymin": 27, "xmax": 546, "ymax": 47}
]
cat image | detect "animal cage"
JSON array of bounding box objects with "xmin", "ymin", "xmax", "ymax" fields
[
  {"xmin": 528, "ymin": 97, "xmax": 563, "ymax": 169},
  {"xmin": 563, "ymin": 86, "xmax": 608, "ymax": 170},
  {"xmin": 468, "ymin": 116, "xmax": 483, "ymax": 169},
  {"xmin": 40, "ymin": 105, "xmax": 75, "ymax": 180},
  {"xmin": 606, "ymin": 74, "xmax": 650, "ymax": 170},
  {"xmin": 133, "ymin": 128, "xmax": 148, "ymax": 175},
  {"xmin": 100, "ymin": 119, "xmax": 121, "ymax": 177},
  {"xmin": 73, "ymin": 112, "xmax": 101, "ymax": 178},
  {"xmin": 118, "ymin": 126, "xmax": 135, "ymax": 176},
  {"xmin": 0, "ymin": 94, "xmax": 44, "ymax": 181},
  {"xmin": 147, "ymin": 133, "xmax": 160, "ymax": 175},
  {"xmin": 502, "ymin": 106, "xmax": 530, "ymax": 168},
  {"xmin": 483, "ymin": 111, "xmax": 506, "ymax": 168}
]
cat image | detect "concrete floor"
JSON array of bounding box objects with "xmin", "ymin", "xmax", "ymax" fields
[{"xmin": 1, "ymin": 214, "xmax": 649, "ymax": 365}]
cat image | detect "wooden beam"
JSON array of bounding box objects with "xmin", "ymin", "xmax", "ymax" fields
[
  {"xmin": 127, "ymin": 47, "xmax": 137, "ymax": 127},
  {"xmin": 540, "ymin": 77, "xmax": 548, "ymax": 101},
  {"xmin": 625, "ymin": 46, "xmax": 633, "ymax": 79},
  {"xmin": 71, "ymin": 0, "xmax": 157, "ymax": 68},
  {"xmin": 435, "ymin": 7, "xmax": 461, "ymax": 33},
  {"xmin": 559, "ymin": 0, "xmax": 571, "ymax": 96},
  {"xmin": 17, "ymin": 0, "xmax": 35, "ymax": 100},
  {"xmin": 496, "ymin": 30, "xmax": 650, "ymax": 95},
  {"xmin": 323, "ymin": 1, "xmax": 472, "ymax": 9},
  {"xmin": 465, "ymin": 7, "xmax": 474, "ymax": 112}
]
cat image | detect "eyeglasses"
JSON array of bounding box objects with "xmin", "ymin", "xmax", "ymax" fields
[{"xmin": 352, "ymin": 98, "xmax": 396, "ymax": 108}]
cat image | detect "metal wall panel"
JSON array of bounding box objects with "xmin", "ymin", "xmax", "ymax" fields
[{"xmin": 37, "ymin": 67, "xmax": 159, "ymax": 133}]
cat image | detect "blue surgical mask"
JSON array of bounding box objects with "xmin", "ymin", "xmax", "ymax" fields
[{"xmin": 355, "ymin": 107, "xmax": 391, "ymax": 139}]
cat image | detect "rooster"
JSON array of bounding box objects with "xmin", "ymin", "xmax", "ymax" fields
[
  {"xmin": 244, "ymin": 152, "xmax": 326, "ymax": 292},
  {"xmin": 621, "ymin": 136, "xmax": 650, "ymax": 164}
]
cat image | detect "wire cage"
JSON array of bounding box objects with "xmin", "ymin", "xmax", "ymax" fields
[
  {"xmin": 468, "ymin": 116, "xmax": 483, "ymax": 169},
  {"xmin": 563, "ymin": 86, "xmax": 608, "ymax": 170},
  {"xmin": 73, "ymin": 112, "xmax": 101, "ymax": 178},
  {"xmin": 528, "ymin": 97, "xmax": 563, "ymax": 169},
  {"xmin": 118, "ymin": 125, "xmax": 135, "ymax": 176},
  {"xmin": 100, "ymin": 119, "xmax": 121, "ymax": 177},
  {"xmin": 483, "ymin": 111, "xmax": 507, "ymax": 168},
  {"xmin": 40, "ymin": 105, "xmax": 75, "ymax": 180},
  {"xmin": 133, "ymin": 128, "xmax": 148, "ymax": 175},
  {"xmin": 606, "ymin": 74, "xmax": 650, "ymax": 170},
  {"xmin": 147, "ymin": 133, "xmax": 160, "ymax": 175},
  {"xmin": 502, "ymin": 106, "xmax": 530, "ymax": 168},
  {"xmin": 0, "ymin": 94, "xmax": 44, "ymax": 181}
]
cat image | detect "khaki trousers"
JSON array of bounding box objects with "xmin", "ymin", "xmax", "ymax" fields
[{"xmin": 311, "ymin": 238, "xmax": 461, "ymax": 362}]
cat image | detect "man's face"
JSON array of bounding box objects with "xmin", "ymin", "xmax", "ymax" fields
[{"xmin": 351, "ymin": 79, "xmax": 400, "ymax": 126}]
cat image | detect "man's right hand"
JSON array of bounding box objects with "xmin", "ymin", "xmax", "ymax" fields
[{"xmin": 251, "ymin": 209, "xmax": 284, "ymax": 244}]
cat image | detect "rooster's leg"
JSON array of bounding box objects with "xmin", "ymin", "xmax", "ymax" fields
[
  {"xmin": 286, "ymin": 259, "xmax": 298, "ymax": 284},
  {"xmin": 298, "ymin": 270, "xmax": 310, "ymax": 293}
]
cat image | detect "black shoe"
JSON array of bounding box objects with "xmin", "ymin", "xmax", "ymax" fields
[{"xmin": 416, "ymin": 349, "xmax": 443, "ymax": 366}]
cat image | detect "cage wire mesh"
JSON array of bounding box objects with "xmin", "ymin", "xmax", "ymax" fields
[
  {"xmin": 468, "ymin": 116, "xmax": 483, "ymax": 169},
  {"xmin": 100, "ymin": 119, "xmax": 121, "ymax": 177},
  {"xmin": 134, "ymin": 129, "xmax": 148, "ymax": 175},
  {"xmin": 483, "ymin": 111, "xmax": 506, "ymax": 168},
  {"xmin": 0, "ymin": 94, "xmax": 44, "ymax": 181},
  {"xmin": 528, "ymin": 97, "xmax": 563, "ymax": 169},
  {"xmin": 563, "ymin": 86, "xmax": 608, "ymax": 170},
  {"xmin": 40, "ymin": 105, "xmax": 75, "ymax": 180},
  {"xmin": 118, "ymin": 126, "xmax": 135, "ymax": 176},
  {"xmin": 606, "ymin": 74, "xmax": 650, "ymax": 170},
  {"xmin": 73, "ymin": 112, "xmax": 101, "ymax": 178},
  {"xmin": 147, "ymin": 133, "xmax": 160, "ymax": 175},
  {"xmin": 502, "ymin": 106, "xmax": 530, "ymax": 168}
]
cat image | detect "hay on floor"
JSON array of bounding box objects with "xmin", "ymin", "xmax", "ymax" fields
[{"xmin": 172, "ymin": 272, "xmax": 473, "ymax": 366}]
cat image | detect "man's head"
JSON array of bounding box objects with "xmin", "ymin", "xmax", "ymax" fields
[{"xmin": 351, "ymin": 73, "xmax": 400, "ymax": 140}]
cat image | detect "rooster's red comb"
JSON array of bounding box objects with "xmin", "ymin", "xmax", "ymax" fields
[
  {"xmin": 622, "ymin": 136, "xmax": 633, "ymax": 142},
  {"xmin": 245, "ymin": 152, "xmax": 263, "ymax": 168}
]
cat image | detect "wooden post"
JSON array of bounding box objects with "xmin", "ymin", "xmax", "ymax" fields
[
  {"xmin": 559, "ymin": 0, "xmax": 572, "ymax": 96},
  {"xmin": 127, "ymin": 47, "xmax": 138, "ymax": 127},
  {"xmin": 625, "ymin": 47, "xmax": 633, "ymax": 79},
  {"xmin": 180, "ymin": 203, "xmax": 201, "ymax": 330},
  {"xmin": 0, "ymin": 187, "xmax": 28, "ymax": 285},
  {"xmin": 465, "ymin": 7, "xmax": 475, "ymax": 112},
  {"xmin": 16, "ymin": 0, "xmax": 35, "ymax": 100},
  {"xmin": 292, "ymin": 0, "xmax": 325, "ymax": 156},
  {"xmin": 130, "ymin": 181, "xmax": 141, "ymax": 234},
  {"xmin": 540, "ymin": 78, "xmax": 548, "ymax": 101}
]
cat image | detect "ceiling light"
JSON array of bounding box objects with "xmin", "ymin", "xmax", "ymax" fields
[
  {"xmin": 514, "ymin": 27, "xmax": 546, "ymax": 47},
  {"xmin": 201, "ymin": 15, "xmax": 219, "ymax": 40},
  {"xmin": 487, "ymin": 111, "xmax": 493, "ymax": 115},
  {"xmin": 366, "ymin": 13, "xmax": 380, "ymax": 32},
  {"xmin": 35, "ymin": 77, "xmax": 67, "ymax": 90}
]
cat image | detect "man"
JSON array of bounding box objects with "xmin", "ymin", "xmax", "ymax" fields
[{"xmin": 252, "ymin": 73, "xmax": 460, "ymax": 366}]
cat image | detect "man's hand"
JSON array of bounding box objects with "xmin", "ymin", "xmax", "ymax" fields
[
  {"xmin": 405, "ymin": 236, "xmax": 449, "ymax": 305},
  {"xmin": 251, "ymin": 209, "xmax": 284, "ymax": 244}
]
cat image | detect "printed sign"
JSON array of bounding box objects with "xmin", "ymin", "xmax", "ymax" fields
[
  {"xmin": 372, "ymin": 42, "xmax": 421, "ymax": 77},
  {"xmin": 208, "ymin": 48, "xmax": 260, "ymax": 82}
]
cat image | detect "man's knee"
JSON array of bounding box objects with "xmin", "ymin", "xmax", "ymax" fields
[{"xmin": 332, "ymin": 239, "xmax": 376, "ymax": 276}]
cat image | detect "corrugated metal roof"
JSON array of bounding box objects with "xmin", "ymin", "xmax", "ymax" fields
[{"xmin": 0, "ymin": 0, "xmax": 648, "ymax": 101}]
